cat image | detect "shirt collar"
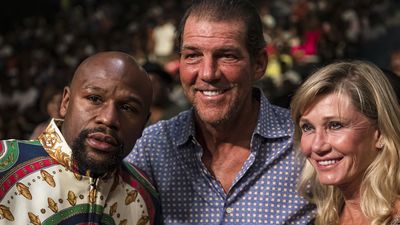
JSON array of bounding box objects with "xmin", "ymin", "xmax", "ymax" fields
[
  {"xmin": 176, "ymin": 109, "xmax": 197, "ymax": 146},
  {"xmin": 175, "ymin": 88, "xmax": 293, "ymax": 146},
  {"xmin": 38, "ymin": 119, "xmax": 74, "ymax": 170},
  {"xmin": 254, "ymin": 88, "xmax": 293, "ymax": 139},
  {"xmin": 38, "ymin": 119, "xmax": 116, "ymax": 178}
]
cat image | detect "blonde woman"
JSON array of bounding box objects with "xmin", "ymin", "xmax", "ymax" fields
[{"xmin": 291, "ymin": 61, "xmax": 400, "ymax": 225}]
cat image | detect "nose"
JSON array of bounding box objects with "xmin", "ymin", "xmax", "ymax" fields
[
  {"xmin": 96, "ymin": 103, "xmax": 120, "ymax": 130},
  {"xmin": 311, "ymin": 129, "xmax": 331, "ymax": 154},
  {"xmin": 199, "ymin": 56, "xmax": 220, "ymax": 82}
]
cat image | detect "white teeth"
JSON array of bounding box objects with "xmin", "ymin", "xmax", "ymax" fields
[
  {"xmin": 318, "ymin": 160, "xmax": 338, "ymax": 166},
  {"xmin": 202, "ymin": 90, "xmax": 223, "ymax": 96}
]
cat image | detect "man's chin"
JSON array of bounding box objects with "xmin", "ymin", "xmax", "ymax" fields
[
  {"xmin": 74, "ymin": 149, "xmax": 120, "ymax": 176},
  {"xmin": 71, "ymin": 129, "xmax": 124, "ymax": 176},
  {"xmin": 84, "ymin": 156, "xmax": 117, "ymax": 174}
]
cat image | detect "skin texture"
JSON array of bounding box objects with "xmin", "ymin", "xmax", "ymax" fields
[
  {"xmin": 179, "ymin": 16, "xmax": 267, "ymax": 192},
  {"xmin": 59, "ymin": 51, "xmax": 152, "ymax": 176},
  {"xmin": 180, "ymin": 16, "xmax": 266, "ymax": 128},
  {"xmin": 299, "ymin": 93, "xmax": 381, "ymax": 194}
]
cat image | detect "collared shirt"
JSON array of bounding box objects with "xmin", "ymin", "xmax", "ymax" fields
[
  {"xmin": 0, "ymin": 119, "xmax": 161, "ymax": 225},
  {"xmin": 126, "ymin": 89, "xmax": 315, "ymax": 225}
]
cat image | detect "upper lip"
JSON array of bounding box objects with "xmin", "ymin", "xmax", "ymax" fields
[
  {"xmin": 312, "ymin": 156, "xmax": 344, "ymax": 162},
  {"xmin": 194, "ymin": 86, "xmax": 230, "ymax": 92},
  {"xmin": 87, "ymin": 132, "xmax": 119, "ymax": 146}
]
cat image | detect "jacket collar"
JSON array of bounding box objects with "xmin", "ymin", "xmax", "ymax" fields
[{"xmin": 38, "ymin": 119, "xmax": 116, "ymax": 178}]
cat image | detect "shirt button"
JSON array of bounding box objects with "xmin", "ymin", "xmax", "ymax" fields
[{"xmin": 226, "ymin": 207, "xmax": 233, "ymax": 214}]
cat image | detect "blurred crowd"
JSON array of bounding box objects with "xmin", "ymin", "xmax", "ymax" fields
[{"xmin": 1, "ymin": 0, "xmax": 400, "ymax": 139}]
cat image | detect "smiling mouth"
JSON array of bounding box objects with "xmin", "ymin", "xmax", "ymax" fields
[
  {"xmin": 317, "ymin": 158, "xmax": 343, "ymax": 166},
  {"xmin": 201, "ymin": 90, "xmax": 225, "ymax": 96}
]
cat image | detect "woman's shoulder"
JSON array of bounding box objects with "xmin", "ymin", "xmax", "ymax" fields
[
  {"xmin": 395, "ymin": 200, "xmax": 400, "ymax": 214},
  {"xmin": 390, "ymin": 200, "xmax": 400, "ymax": 225},
  {"xmin": 390, "ymin": 216, "xmax": 400, "ymax": 225}
]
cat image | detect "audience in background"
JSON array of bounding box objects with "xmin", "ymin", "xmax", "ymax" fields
[
  {"xmin": 390, "ymin": 50, "xmax": 400, "ymax": 76},
  {"xmin": 142, "ymin": 61, "xmax": 186, "ymax": 125},
  {"xmin": 29, "ymin": 85, "xmax": 63, "ymax": 139},
  {"xmin": 0, "ymin": 0, "xmax": 399, "ymax": 139}
]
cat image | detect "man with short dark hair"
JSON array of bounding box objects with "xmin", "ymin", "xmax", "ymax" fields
[{"xmin": 127, "ymin": 0, "xmax": 315, "ymax": 224}]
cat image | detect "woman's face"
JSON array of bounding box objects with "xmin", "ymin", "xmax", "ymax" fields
[{"xmin": 299, "ymin": 93, "xmax": 381, "ymax": 190}]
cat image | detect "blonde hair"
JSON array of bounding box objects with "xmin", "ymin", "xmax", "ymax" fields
[{"xmin": 290, "ymin": 61, "xmax": 400, "ymax": 225}]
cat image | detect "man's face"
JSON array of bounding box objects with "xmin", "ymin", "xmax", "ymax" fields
[
  {"xmin": 179, "ymin": 16, "xmax": 266, "ymax": 126},
  {"xmin": 60, "ymin": 57, "xmax": 151, "ymax": 175}
]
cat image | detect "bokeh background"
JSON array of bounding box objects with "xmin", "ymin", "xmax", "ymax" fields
[{"xmin": 1, "ymin": 0, "xmax": 400, "ymax": 139}]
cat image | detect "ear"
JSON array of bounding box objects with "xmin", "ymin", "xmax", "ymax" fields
[
  {"xmin": 374, "ymin": 129, "xmax": 384, "ymax": 149},
  {"xmin": 59, "ymin": 87, "xmax": 71, "ymax": 118},
  {"xmin": 253, "ymin": 48, "xmax": 268, "ymax": 81}
]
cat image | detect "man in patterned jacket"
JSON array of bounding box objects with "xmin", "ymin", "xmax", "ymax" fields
[{"xmin": 0, "ymin": 51, "xmax": 162, "ymax": 225}]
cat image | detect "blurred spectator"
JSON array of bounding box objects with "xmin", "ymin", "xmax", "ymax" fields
[
  {"xmin": 150, "ymin": 16, "xmax": 176, "ymax": 63},
  {"xmin": 142, "ymin": 61, "xmax": 185, "ymax": 125},
  {"xmin": 0, "ymin": 0, "xmax": 399, "ymax": 136},
  {"xmin": 29, "ymin": 85, "xmax": 63, "ymax": 139},
  {"xmin": 390, "ymin": 50, "xmax": 400, "ymax": 76},
  {"xmin": 382, "ymin": 69, "xmax": 400, "ymax": 104}
]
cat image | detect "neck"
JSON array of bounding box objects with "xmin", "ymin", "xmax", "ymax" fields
[
  {"xmin": 195, "ymin": 97, "xmax": 259, "ymax": 152},
  {"xmin": 339, "ymin": 181, "xmax": 369, "ymax": 225},
  {"xmin": 340, "ymin": 201, "xmax": 369, "ymax": 225}
]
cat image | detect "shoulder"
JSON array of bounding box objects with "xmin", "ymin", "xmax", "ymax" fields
[
  {"xmin": 0, "ymin": 139, "xmax": 44, "ymax": 169},
  {"xmin": 119, "ymin": 161, "xmax": 158, "ymax": 198},
  {"xmin": 394, "ymin": 200, "xmax": 400, "ymax": 215},
  {"xmin": 258, "ymin": 93, "xmax": 294, "ymax": 137},
  {"xmin": 388, "ymin": 200, "xmax": 400, "ymax": 225},
  {"xmin": 1, "ymin": 139, "xmax": 41, "ymax": 147},
  {"xmin": 390, "ymin": 216, "xmax": 400, "ymax": 225},
  {"xmin": 138, "ymin": 109, "xmax": 193, "ymax": 144},
  {"xmin": 259, "ymin": 89, "xmax": 291, "ymax": 120}
]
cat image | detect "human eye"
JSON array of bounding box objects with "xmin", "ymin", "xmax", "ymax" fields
[
  {"xmin": 222, "ymin": 53, "xmax": 238, "ymax": 61},
  {"xmin": 328, "ymin": 121, "xmax": 343, "ymax": 130},
  {"xmin": 119, "ymin": 103, "xmax": 139, "ymax": 114},
  {"xmin": 86, "ymin": 95, "xmax": 102, "ymax": 105},
  {"xmin": 181, "ymin": 50, "xmax": 201, "ymax": 63},
  {"xmin": 299, "ymin": 122, "xmax": 314, "ymax": 133}
]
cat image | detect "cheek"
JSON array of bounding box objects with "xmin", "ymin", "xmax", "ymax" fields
[
  {"xmin": 300, "ymin": 134, "xmax": 312, "ymax": 156},
  {"xmin": 179, "ymin": 64, "xmax": 196, "ymax": 83},
  {"xmin": 331, "ymin": 133, "xmax": 361, "ymax": 154}
]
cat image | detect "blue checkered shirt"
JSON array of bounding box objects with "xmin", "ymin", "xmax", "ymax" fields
[{"xmin": 126, "ymin": 89, "xmax": 315, "ymax": 225}]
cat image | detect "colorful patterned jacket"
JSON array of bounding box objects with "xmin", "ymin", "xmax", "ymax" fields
[{"xmin": 0, "ymin": 119, "xmax": 162, "ymax": 225}]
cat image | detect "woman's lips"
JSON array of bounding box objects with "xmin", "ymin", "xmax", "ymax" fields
[{"xmin": 314, "ymin": 157, "xmax": 343, "ymax": 169}]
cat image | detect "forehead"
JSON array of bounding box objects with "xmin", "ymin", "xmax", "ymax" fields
[
  {"xmin": 77, "ymin": 61, "xmax": 134, "ymax": 84},
  {"xmin": 73, "ymin": 61, "xmax": 147, "ymax": 98},
  {"xmin": 302, "ymin": 93, "xmax": 357, "ymax": 117},
  {"xmin": 182, "ymin": 16, "xmax": 246, "ymax": 48}
]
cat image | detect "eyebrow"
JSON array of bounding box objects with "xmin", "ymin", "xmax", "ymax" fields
[
  {"xmin": 123, "ymin": 95, "xmax": 144, "ymax": 107},
  {"xmin": 83, "ymin": 85, "xmax": 144, "ymax": 107},
  {"xmin": 83, "ymin": 85, "xmax": 105, "ymax": 93},
  {"xmin": 300, "ymin": 115, "xmax": 344, "ymax": 124}
]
